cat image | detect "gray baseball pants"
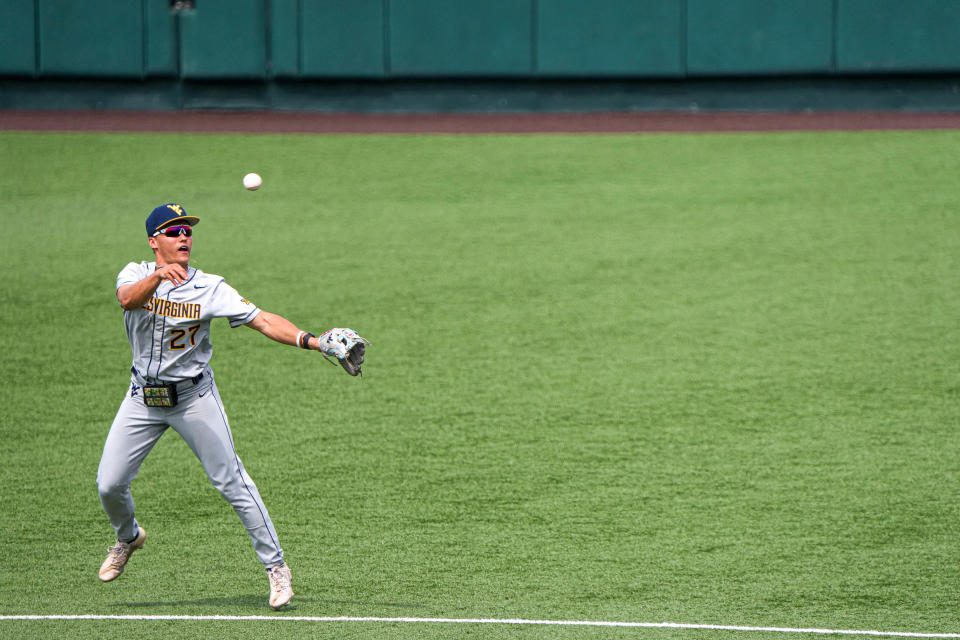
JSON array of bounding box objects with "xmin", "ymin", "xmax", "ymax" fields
[{"xmin": 97, "ymin": 369, "xmax": 284, "ymax": 568}]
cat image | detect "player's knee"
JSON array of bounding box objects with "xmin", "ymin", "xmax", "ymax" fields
[
  {"xmin": 208, "ymin": 474, "xmax": 240, "ymax": 497},
  {"xmin": 97, "ymin": 475, "xmax": 129, "ymax": 500},
  {"xmin": 204, "ymin": 461, "xmax": 246, "ymax": 494}
]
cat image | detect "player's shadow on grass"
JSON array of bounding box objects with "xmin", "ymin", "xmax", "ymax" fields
[
  {"xmin": 111, "ymin": 594, "xmax": 290, "ymax": 608},
  {"xmin": 110, "ymin": 595, "xmax": 427, "ymax": 610}
]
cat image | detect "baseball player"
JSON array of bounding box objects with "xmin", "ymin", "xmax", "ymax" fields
[{"xmin": 97, "ymin": 203, "xmax": 367, "ymax": 609}]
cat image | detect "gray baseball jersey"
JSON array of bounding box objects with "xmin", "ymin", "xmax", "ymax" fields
[
  {"xmin": 97, "ymin": 261, "xmax": 284, "ymax": 569},
  {"xmin": 117, "ymin": 261, "xmax": 260, "ymax": 381}
]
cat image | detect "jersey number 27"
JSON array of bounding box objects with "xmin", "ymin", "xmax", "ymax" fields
[{"xmin": 170, "ymin": 324, "xmax": 200, "ymax": 350}]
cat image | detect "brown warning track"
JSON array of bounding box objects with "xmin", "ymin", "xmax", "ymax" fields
[{"xmin": 1, "ymin": 109, "xmax": 959, "ymax": 134}]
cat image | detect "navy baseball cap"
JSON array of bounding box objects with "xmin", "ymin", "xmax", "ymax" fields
[{"xmin": 145, "ymin": 203, "xmax": 200, "ymax": 236}]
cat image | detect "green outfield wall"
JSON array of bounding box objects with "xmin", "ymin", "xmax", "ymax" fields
[{"xmin": 2, "ymin": 0, "xmax": 959, "ymax": 110}]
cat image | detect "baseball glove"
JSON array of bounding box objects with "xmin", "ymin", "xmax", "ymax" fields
[{"xmin": 317, "ymin": 328, "xmax": 370, "ymax": 377}]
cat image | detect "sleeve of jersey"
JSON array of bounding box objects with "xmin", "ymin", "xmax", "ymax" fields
[
  {"xmin": 116, "ymin": 262, "xmax": 143, "ymax": 291},
  {"xmin": 210, "ymin": 280, "xmax": 262, "ymax": 328}
]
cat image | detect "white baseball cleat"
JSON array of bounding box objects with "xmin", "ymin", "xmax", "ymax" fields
[
  {"xmin": 99, "ymin": 526, "xmax": 146, "ymax": 582},
  {"xmin": 267, "ymin": 563, "xmax": 294, "ymax": 609}
]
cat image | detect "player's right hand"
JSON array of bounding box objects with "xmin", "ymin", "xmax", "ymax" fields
[{"xmin": 155, "ymin": 264, "xmax": 188, "ymax": 286}]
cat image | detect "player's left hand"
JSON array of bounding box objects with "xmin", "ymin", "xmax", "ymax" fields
[{"xmin": 317, "ymin": 328, "xmax": 370, "ymax": 376}]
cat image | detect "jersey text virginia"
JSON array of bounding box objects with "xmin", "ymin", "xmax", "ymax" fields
[{"xmin": 143, "ymin": 297, "xmax": 201, "ymax": 320}]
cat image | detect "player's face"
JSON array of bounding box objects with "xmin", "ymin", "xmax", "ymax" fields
[{"xmin": 148, "ymin": 225, "xmax": 193, "ymax": 267}]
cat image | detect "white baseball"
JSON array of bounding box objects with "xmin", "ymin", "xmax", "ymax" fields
[{"xmin": 243, "ymin": 172, "xmax": 262, "ymax": 191}]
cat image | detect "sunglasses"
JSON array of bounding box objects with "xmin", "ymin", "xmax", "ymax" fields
[{"xmin": 155, "ymin": 226, "xmax": 193, "ymax": 238}]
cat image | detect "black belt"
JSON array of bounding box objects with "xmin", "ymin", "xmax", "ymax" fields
[{"xmin": 132, "ymin": 367, "xmax": 204, "ymax": 390}]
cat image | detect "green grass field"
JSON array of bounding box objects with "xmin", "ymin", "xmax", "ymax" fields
[{"xmin": 1, "ymin": 128, "xmax": 959, "ymax": 639}]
